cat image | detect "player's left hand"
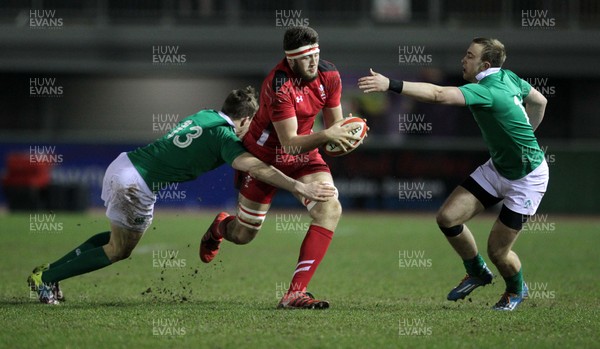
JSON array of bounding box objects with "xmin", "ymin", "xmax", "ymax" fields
[
  {"xmin": 357, "ymin": 68, "xmax": 390, "ymax": 93},
  {"xmin": 298, "ymin": 181, "xmax": 336, "ymax": 202}
]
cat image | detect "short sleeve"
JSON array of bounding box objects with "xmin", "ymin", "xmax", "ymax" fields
[
  {"xmin": 458, "ymin": 83, "xmax": 493, "ymax": 108},
  {"xmin": 324, "ymin": 70, "xmax": 342, "ymax": 109},
  {"xmin": 519, "ymin": 78, "xmax": 532, "ymax": 99},
  {"xmin": 270, "ymin": 84, "xmax": 297, "ymax": 122},
  {"xmin": 214, "ymin": 127, "xmax": 247, "ymax": 165}
]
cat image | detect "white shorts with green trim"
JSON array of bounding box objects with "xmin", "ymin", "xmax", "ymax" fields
[
  {"xmin": 101, "ymin": 152, "xmax": 156, "ymax": 232},
  {"xmin": 470, "ymin": 158, "xmax": 549, "ymax": 216}
]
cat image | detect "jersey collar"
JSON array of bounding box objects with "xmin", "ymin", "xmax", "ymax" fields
[
  {"xmin": 217, "ymin": 111, "xmax": 236, "ymax": 129},
  {"xmin": 476, "ymin": 67, "xmax": 501, "ymax": 82}
]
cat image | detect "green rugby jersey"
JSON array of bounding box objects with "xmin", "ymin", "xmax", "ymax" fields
[
  {"xmin": 459, "ymin": 69, "xmax": 544, "ymax": 180},
  {"xmin": 127, "ymin": 109, "xmax": 246, "ymax": 192}
]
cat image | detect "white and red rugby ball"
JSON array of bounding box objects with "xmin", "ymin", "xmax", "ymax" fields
[{"xmin": 323, "ymin": 117, "xmax": 368, "ymax": 157}]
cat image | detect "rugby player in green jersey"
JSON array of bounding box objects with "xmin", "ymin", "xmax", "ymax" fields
[
  {"xmin": 27, "ymin": 86, "xmax": 336, "ymax": 304},
  {"xmin": 358, "ymin": 38, "xmax": 549, "ymax": 311}
]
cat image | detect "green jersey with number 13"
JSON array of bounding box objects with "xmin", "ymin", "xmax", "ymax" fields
[{"xmin": 127, "ymin": 110, "xmax": 246, "ymax": 192}]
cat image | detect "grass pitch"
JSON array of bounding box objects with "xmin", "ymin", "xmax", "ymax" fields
[{"xmin": 0, "ymin": 211, "xmax": 599, "ymax": 349}]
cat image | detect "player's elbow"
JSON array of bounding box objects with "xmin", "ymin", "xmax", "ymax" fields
[
  {"xmin": 540, "ymin": 95, "xmax": 548, "ymax": 109},
  {"xmin": 431, "ymin": 90, "xmax": 455, "ymax": 105},
  {"xmin": 532, "ymin": 94, "xmax": 548, "ymax": 110},
  {"xmin": 527, "ymin": 89, "xmax": 548, "ymax": 108},
  {"xmin": 246, "ymin": 164, "xmax": 263, "ymax": 178},
  {"xmin": 231, "ymin": 153, "xmax": 256, "ymax": 173},
  {"xmin": 242, "ymin": 158, "xmax": 270, "ymax": 179},
  {"xmin": 432, "ymin": 89, "xmax": 445, "ymax": 104}
]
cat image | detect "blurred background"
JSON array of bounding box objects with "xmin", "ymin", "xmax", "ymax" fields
[{"xmin": 1, "ymin": 0, "xmax": 599, "ymax": 214}]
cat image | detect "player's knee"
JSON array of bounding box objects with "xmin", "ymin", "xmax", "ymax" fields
[
  {"xmin": 487, "ymin": 248, "xmax": 505, "ymax": 265},
  {"xmin": 436, "ymin": 209, "xmax": 465, "ymax": 237},
  {"xmin": 235, "ymin": 203, "xmax": 266, "ymax": 240},
  {"xmin": 104, "ymin": 236, "xmax": 139, "ymax": 262},
  {"xmin": 104, "ymin": 244, "xmax": 133, "ymax": 262},
  {"xmin": 310, "ymin": 198, "xmax": 342, "ymax": 223},
  {"xmin": 117, "ymin": 248, "xmax": 134, "ymax": 261},
  {"xmin": 436, "ymin": 208, "xmax": 460, "ymax": 228}
]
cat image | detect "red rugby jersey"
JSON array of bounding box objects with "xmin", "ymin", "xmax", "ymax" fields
[{"xmin": 243, "ymin": 58, "xmax": 342, "ymax": 162}]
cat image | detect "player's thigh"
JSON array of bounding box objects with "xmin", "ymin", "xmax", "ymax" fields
[
  {"xmin": 295, "ymin": 171, "xmax": 335, "ymax": 192},
  {"xmin": 293, "ymin": 171, "xmax": 336, "ymax": 207},
  {"xmin": 437, "ymin": 186, "xmax": 485, "ymax": 227}
]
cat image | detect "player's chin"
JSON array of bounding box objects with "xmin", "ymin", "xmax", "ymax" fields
[{"xmin": 303, "ymin": 72, "xmax": 318, "ymax": 82}]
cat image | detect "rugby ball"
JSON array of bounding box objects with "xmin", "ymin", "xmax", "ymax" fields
[{"xmin": 323, "ymin": 117, "xmax": 367, "ymax": 157}]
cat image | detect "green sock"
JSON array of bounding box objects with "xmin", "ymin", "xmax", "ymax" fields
[
  {"xmin": 49, "ymin": 232, "xmax": 111, "ymax": 269},
  {"xmin": 503, "ymin": 269, "xmax": 524, "ymax": 294},
  {"xmin": 463, "ymin": 253, "xmax": 486, "ymax": 277},
  {"xmin": 42, "ymin": 246, "xmax": 112, "ymax": 283}
]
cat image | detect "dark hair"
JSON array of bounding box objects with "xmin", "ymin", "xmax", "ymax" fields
[
  {"xmin": 472, "ymin": 37, "xmax": 506, "ymax": 67},
  {"xmin": 221, "ymin": 86, "xmax": 258, "ymax": 119},
  {"xmin": 283, "ymin": 26, "xmax": 319, "ymax": 51}
]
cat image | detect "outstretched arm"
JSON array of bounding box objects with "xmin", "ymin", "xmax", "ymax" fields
[
  {"xmin": 358, "ymin": 68, "xmax": 466, "ymax": 106},
  {"xmin": 231, "ymin": 152, "xmax": 335, "ymax": 202}
]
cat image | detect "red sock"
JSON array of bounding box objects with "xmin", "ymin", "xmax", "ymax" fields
[{"xmin": 288, "ymin": 224, "xmax": 334, "ymax": 293}]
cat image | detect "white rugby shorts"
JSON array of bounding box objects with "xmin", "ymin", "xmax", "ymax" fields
[
  {"xmin": 101, "ymin": 152, "xmax": 156, "ymax": 232},
  {"xmin": 470, "ymin": 158, "xmax": 549, "ymax": 216}
]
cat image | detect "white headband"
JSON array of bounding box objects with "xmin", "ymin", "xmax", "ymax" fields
[{"xmin": 285, "ymin": 44, "xmax": 320, "ymax": 59}]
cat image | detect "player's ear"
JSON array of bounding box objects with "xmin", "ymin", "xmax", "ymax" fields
[{"xmin": 241, "ymin": 116, "xmax": 251, "ymax": 126}]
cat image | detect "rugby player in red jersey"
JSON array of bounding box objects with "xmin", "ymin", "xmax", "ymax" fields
[{"xmin": 200, "ymin": 27, "xmax": 362, "ymax": 309}]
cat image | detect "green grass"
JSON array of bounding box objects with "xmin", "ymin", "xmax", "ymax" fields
[{"xmin": 1, "ymin": 211, "xmax": 599, "ymax": 349}]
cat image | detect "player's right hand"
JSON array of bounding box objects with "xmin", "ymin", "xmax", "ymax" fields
[
  {"xmin": 298, "ymin": 181, "xmax": 336, "ymax": 202},
  {"xmin": 324, "ymin": 118, "xmax": 363, "ymax": 152}
]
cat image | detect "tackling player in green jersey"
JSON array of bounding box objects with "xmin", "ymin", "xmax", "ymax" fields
[
  {"xmin": 27, "ymin": 86, "xmax": 336, "ymax": 304},
  {"xmin": 358, "ymin": 38, "xmax": 549, "ymax": 311}
]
